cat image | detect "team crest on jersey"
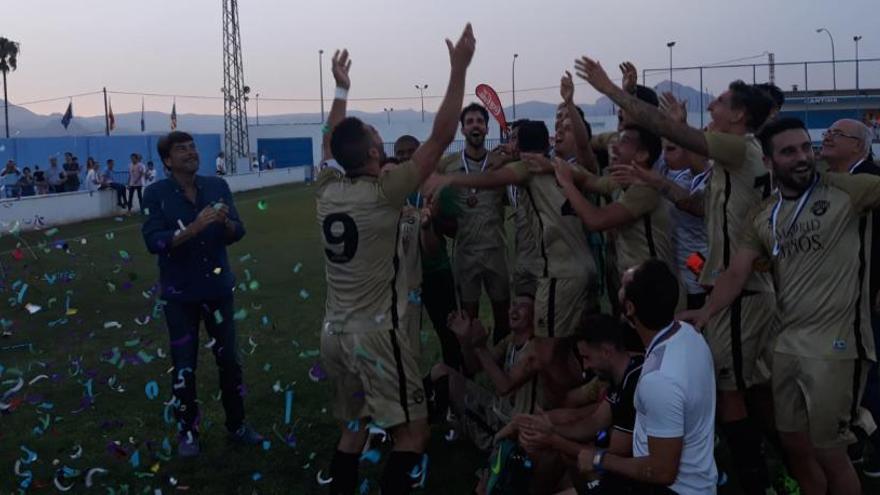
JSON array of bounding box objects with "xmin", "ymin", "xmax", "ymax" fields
[
  {"xmin": 412, "ymin": 388, "xmax": 425, "ymax": 404},
  {"xmin": 811, "ymin": 200, "xmax": 829, "ymax": 217}
]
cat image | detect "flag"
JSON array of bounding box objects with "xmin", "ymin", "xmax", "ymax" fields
[
  {"xmin": 140, "ymin": 98, "xmax": 145, "ymax": 132},
  {"xmin": 108, "ymin": 99, "xmax": 116, "ymax": 131},
  {"xmin": 170, "ymin": 101, "xmax": 177, "ymax": 130},
  {"xmin": 61, "ymin": 102, "xmax": 73, "ymax": 129},
  {"xmin": 475, "ymin": 84, "xmax": 509, "ymax": 137}
]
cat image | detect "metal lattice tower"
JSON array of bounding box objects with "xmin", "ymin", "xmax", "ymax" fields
[{"xmin": 222, "ymin": 0, "xmax": 250, "ymax": 173}]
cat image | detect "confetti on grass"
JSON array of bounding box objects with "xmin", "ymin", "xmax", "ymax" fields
[{"xmin": 257, "ymin": 200, "xmax": 268, "ymax": 210}]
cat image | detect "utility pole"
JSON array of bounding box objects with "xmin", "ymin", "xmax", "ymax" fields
[
  {"xmin": 666, "ymin": 41, "xmax": 676, "ymax": 94},
  {"xmin": 319, "ymin": 49, "xmax": 325, "ymax": 123},
  {"xmin": 415, "ymin": 84, "xmax": 428, "ymax": 122},
  {"xmin": 103, "ymin": 87, "xmax": 109, "ymax": 136},
  {"xmin": 222, "ymin": 0, "xmax": 250, "ymax": 174},
  {"xmin": 512, "ymin": 53, "xmax": 519, "ymax": 120}
]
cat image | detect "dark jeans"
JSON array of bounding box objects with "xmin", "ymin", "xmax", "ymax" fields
[
  {"xmin": 422, "ymin": 267, "xmax": 463, "ymax": 371},
  {"xmin": 102, "ymin": 183, "xmax": 127, "ymax": 207},
  {"xmin": 163, "ymin": 296, "xmax": 245, "ymax": 434},
  {"xmin": 127, "ymin": 186, "xmax": 143, "ymax": 212},
  {"xmin": 64, "ymin": 178, "xmax": 80, "ymax": 192}
]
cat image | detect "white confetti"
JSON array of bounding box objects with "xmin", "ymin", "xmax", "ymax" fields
[{"xmin": 25, "ymin": 303, "xmax": 42, "ymax": 314}]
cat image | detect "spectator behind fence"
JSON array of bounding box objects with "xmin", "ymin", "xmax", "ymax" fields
[
  {"xmin": 100, "ymin": 159, "xmax": 128, "ymax": 208},
  {"xmin": 18, "ymin": 167, "xmax": 35, "ymax": 197},
  {"xmin": 33, "ymin": 165, "xmax": 49, "ymax": 195},
  {"xmin": 47, "ymin": 157, "xmax": 65, "ymax": 193},
  {"xmin": 145, "ymin": 161, "xmax": 157, "ymax": 186},
  {"xmin": 85, "ymin": 160, "xmax": 99, "ymax": 192},
  {"xmin": 63, "ymin": 153, "xmax": 81, "ymax": 192},
  {"xmin": 2, "ymin": 160, "xmax": 21, "ymax": 198},
  {"xmin": 128, "ymin": 153, "xmax": 146, "ymax": 213},
  {"xmin": 216, "ymin": 152, "xmax": 227, "ymax": 176}
]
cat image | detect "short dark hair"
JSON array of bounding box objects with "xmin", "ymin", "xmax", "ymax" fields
[
  {"xmin": 330, "ymin": 117, "xmax": 374, "ymax": 171},
  {"xmin": 624, "ymin": 259, "xmax": 679, "ymax": 330},
  {"xmin": 459, "ymin": 103, "xmax": 489, "ymax": 126},
  {"xmin": 728, "ymin": 80, "xmax": 773, "ymax": 132},
  {"xmin": 394, "ymin": 135, "xmax": 420, "ymax": 149},
  {"xmin": 622, "ymin": 124, "xmax": 662, "ymax": 165},
  {"xmin": 754, "ymin": 83, "xmax": 785, "ymax": 110},
  {"xmin": 756, "ymin": 117, "xmax": 808, "ymax": 157},
  {"xmin": 634, "ymin": 85, "xmax": 659, "ymax": 107},
  {"xmin": 516, "ymin": 120, "xmax": 550, "ymax": 154},
  {"xmin": 383, "ymin": 157, "xmax": 401, "ymax": 166},
  {"xmin": 157, "ymin": 131, "xmax": 195, "ymax": 165},
  {"xmin": 576, "ymin": 314, "xmax": 628, "ymax": 351}
]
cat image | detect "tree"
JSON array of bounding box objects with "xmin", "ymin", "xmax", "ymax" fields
[{"xmin": 0, "ymin": 37, "xmax": 20, "ymax": 139}]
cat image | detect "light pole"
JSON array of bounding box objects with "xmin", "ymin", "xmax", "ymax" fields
[
  {"xmin": 319, "ymin": 49, "xmax": 325, "ymax": 123},
  {"xmin": 383, "ymin": 107, "xmax": 393, "ymax": 126},
  {"xmin": 854, "ymin": 35, "xmax": 863, "ymax": 91},
  {"xmin": 816, "ymin": 28, "xmax": 836, "ymax": 90},
  {"xmin": 512, "ymin": 53, "xmax": 519, "ymax": 120},
  {"xmin": 255, "ymin": 93, "xmax": 260, "ymax": 125},
  {"xmin": 666, "ymin": 41, "xmax": 676, "ymax": 93},
  {"xmin": 415, "ymin": 84, "xmax": 428, "ymax": 122}
]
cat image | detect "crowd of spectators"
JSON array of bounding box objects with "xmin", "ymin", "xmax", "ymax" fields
[{"xmin": 0, "ymin": 152, "xmax": 157, "ymax": 212}]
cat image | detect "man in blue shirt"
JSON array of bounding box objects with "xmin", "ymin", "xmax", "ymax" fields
[{"xmin": 141, "ymin": 131, "xmax": 261, "ymax": 457}]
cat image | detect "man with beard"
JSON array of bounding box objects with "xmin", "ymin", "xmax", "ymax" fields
[
  {"xmin": 317, "ymin": 24, "xmax": 474, "ymax": 495},
  {"xmin": 686, "ymin": 117, "xmax": 880, "ymax": 494},
  {"xmin": 576, "ymin": 56, "xmax": 778, "ymax": 495},
  {"xmin": 511, "ymin": 314, "xmax": 644, "ymax": 495},
  {"xmin": 438, "ymin": 103, "xmax": 512, "ymax": 343}
]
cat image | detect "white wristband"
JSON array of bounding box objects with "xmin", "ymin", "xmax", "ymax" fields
[{"xmin": 335, "ymin": 87, "xmax": 348, "ymax": 101}]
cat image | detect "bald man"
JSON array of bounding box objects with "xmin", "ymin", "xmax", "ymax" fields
[{"xmin": 821, "ymin": 118, "xmax": 880, "ymax": 476}]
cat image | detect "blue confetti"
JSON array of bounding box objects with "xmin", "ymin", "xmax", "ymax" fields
[
  {"xmin": 360, "ymin": 449, "xmax": 381, "ymax": 464},
  {"xmin": 130, "ymin": 450, "xmax": 140, "ymax": 468},
  {"xmin": 284, "ymin": 390, "xmax": 294, "ymax": 425},
  {"xmin": 144, "ymin": 381, "xmax": 159, "ymax": 400}
]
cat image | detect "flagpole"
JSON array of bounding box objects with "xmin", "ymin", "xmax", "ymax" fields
[{"xmin": 103, "ymin": 87, "xmax": 109, "ymax": 136}]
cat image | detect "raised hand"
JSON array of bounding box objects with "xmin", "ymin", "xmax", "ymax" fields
[
  {"xmin": 447, "ymin": 310, "xmax": 472, "ymax": 338},
  {"xmin": 560, "ymin": 71, "xmax": 575, "ymax": 104},
  {"xmin": 620, "ymin": 61, "xmax": 638, "ymax": 94},
  {"xmin": 446, "ymin": 23, "xmax": 476, "ymax": 71},
  {"xmin": 331, "ymin": 49, "xmax": 352, "ymax": 90},
  {"xmin": 608, "ymin": 163, "xmax": 649, "ymax": 187},
  {"xmin": 660, "ymin": 91, "xmax": 687, "ymax": 124},
  {"xmin": 521, "ymin": 152, "xmax": 554, "ymax": 175},
  {"xmin": 575, "ymin": 56, "xmax": 617, "ymax": 96}
]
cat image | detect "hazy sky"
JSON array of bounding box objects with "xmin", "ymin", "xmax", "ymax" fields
[{"xmin": 3, "ymin": 0, "xmax": 878, "ymax": 117}]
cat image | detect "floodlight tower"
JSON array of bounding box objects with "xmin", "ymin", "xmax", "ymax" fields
[{"xmin": 222, "ymin": 0, "xmax": 250, "ymax": 174}]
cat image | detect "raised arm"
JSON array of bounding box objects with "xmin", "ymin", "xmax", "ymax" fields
[
  {"xmin": 555, "ymin": 159, "xmax": 636, "ymax": 231},
  {"xmin": 321, "ymin": 50, "xmax": 352, "ymax": 162},
  {"xmin": 560, "ymin": 71, "xmax": 598, "ymax": 173},
  {"xmin": 608, "ymin": 164, "xmax": 704, "ymax": 217},
  {"xmin": 576, "ymin": 56, "xmax": 709, "ymax": 157},
  {"xmin": 410, "ymin": 23, "xmax": 475, "ymax": 183}
]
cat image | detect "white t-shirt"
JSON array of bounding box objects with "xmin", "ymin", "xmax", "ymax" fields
[
  {"xmin": 633, "ymin": 321, "xmax": 717, "ymax": 495},
  {"xmin": 86, "ymin": 169, "xmax": 99, "ymax": 192},
  {"xmin": 129, "ymin": 162, "xmax": 146, "ymax": 187}
]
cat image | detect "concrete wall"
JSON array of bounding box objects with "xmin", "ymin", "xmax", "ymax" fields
[{"xmin": 0, "ymin": 166, "xmax": 308, "ymax": 234}]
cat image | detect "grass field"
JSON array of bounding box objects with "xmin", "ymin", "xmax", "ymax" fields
[{"xmin": 1, "ymin": 182, "xmax": 878, "ymax": 494}]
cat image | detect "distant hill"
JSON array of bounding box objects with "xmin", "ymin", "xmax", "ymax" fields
[{"xmin": 0, "ymin": 81, "xmax": 714, "ymax": 138}]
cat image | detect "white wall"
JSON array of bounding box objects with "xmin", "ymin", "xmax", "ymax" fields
[{"xmin": 0, "ymin": 167, "xmax": 308, "ymax": 234}]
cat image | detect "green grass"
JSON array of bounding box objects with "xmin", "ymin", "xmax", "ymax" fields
[
  {"xmin": 1, "ymin": 182, "xmax": 878, "ymax": 494},
  {"xmin": 0, "ymin": 183, "xmax": 483, "ymax": 494}
]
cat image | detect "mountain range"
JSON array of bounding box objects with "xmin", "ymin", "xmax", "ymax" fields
[{"xmin": 0, "ymin": 81, "xmax": 713, "ymax": 138}]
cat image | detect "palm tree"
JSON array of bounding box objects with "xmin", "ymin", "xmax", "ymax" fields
[{"xmin": 0, "ymin": 37, "xmax": 20, "ymax": 139}]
